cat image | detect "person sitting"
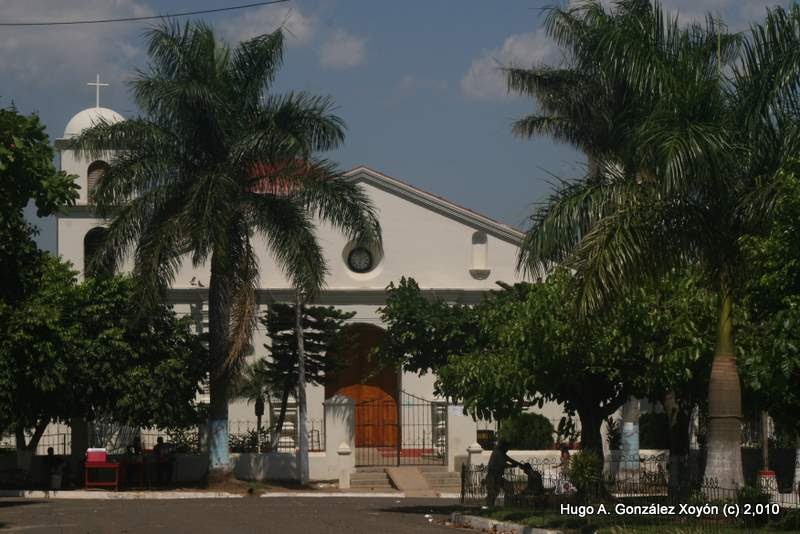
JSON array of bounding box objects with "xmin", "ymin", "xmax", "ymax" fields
[
  {"xmin": 485, "ymin": 439, "xmax": 522, "ymax": 507},
  {"xmin": 125, "ymin": 437, "xmax": 144, "ymax": 487},
  {"xmin": 153, "ymin": 437, "xmax": 174, "ymax": 486},
  {"xmin": 44, "ymin": 447, "xmax": 65, "ymax": 489}
]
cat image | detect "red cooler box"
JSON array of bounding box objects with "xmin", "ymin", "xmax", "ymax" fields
[{"xmin": 86, "ymin": 448, "xmax": 108, "ymax": 463}]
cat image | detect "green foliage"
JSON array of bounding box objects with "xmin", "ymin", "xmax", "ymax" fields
[
  {"xmin": 738, "ymin": 164, "xmax": 800, "ymax": 436},
  {"xmin": 0, "ymin": 257, "xmax": 208, "ymax": 445},
  {"xmin": 260, "ymin": 302, "xmax": 355, "ymax": 394},
  {"xmin": 375, "ymin": 277, "xmax": 481, "ymax": 374},
  {"xmin": 0, "ymin": 107, "xmax": 78, "ymax": 305},
  {"xmin": 497, "ymin": 413, "xmax": 555, "ymax": 450},
  {"xmin": 566, "ymin": 451, "xmax": 603, "ymax": 495},
  {"xmin": 735, "ymin": 485, "xmax": 771, "ymax": 527},
  {"xmin": 771, "ymin": 508, "xmax": 800, "ymax": 531},
  {"xmin": 435, "ymin": 270, "xmax": 709, "ymax": 457},
  {"xmin": 639, "ymin": 413, "xmax": 670, "ymax": 449},
  {"xmin": 166, "ymin": 427, "xmax": 201, "ymax": 454}
]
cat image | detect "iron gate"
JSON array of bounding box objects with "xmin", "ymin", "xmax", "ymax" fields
[{"xmin": 355, "ymin": 391, "xmax": 448, "ymax": 466}]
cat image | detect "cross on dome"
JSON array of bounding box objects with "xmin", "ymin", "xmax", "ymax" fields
[{"xmin": 87, "ymin": 74, "xmax": 109, "ymax": 108}]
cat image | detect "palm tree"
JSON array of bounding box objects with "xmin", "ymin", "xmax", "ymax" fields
[
  {"xmin": 70, "ymin": 21, "xmax": 382, "ymax": 474},
  {"xmin": 512, "ymin": 1, "xmax": 800, "ymax": 488}
]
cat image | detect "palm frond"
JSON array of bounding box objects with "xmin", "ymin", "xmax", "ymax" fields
[{"xmin": 245, "ymin": 192, "xmax": 328, "ymax": 297}]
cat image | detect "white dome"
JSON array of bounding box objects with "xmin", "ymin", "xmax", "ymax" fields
[{"xmin": 63, "ymin": 107, "xmax": 124, "ymax": 138}]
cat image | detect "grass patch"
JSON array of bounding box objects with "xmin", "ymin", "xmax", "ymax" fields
[{"xmin": 476, "ymin": 506, "xmax": 791, "ymax": 533}]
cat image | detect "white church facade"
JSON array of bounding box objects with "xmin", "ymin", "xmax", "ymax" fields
[{"xmin": 52, "ymin": 104, "xmax": 567, "ymax": 478}]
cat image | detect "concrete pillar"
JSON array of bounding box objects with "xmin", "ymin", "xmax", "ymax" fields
[
  {"xmin": 324, "ymin": 395, "xmax": 355, "ymax": 484},
  {"xmin": 467, "ymin": 443, "xmax": 484, "ymax": 466},
  {"xmin": 337, "ymin": 443, "xmax": 352, "ymax": 489},
  {"xmin": 447, "ymin": 405, "xmax": 478, "ymax": 471}
]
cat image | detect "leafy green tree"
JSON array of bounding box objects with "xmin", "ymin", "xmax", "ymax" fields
[
  {"xmin": 0, "ymin": 257, "xmax": 208, "ymax": 451},
  {"xmin": 375, "ymin": 277, "xmax": 481, "ymax": 374},
  {"xmin": 738, "ymin": 165, "xmax": 800, "ymax": 437},
  {"xmin": 436, "ymin": 270, "xmax": 651, "ymax": 460},
  {"xmin": 0, "ymin": 107, "xmax": 78, "ymax": 304},
  {"xmin": 511, "ymin": 1, "xmax": 800, "ymax": 487},
  {"xmin": 497, "ymin": 413, "xmax": 555, "ymax": 450},
  {"xmin": 260, "ymin": 302, "xmax": 354, "ymax": 448},
  {"xmin": 69, "ymin": 21, "xmax": 381, "ymax": 471}
]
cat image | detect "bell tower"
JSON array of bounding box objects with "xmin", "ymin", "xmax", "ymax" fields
[{"xmin": 53, "ymin": 75, "xmax": 124, "ymax": 276}]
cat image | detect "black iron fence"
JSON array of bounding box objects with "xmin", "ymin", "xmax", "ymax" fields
[{"xmin": 461, "ymin": 456, "xmax": 800, "ymax": 529}]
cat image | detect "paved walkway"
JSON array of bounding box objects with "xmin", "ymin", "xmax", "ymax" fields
[{"xmin": 0, "ymin": 497, "xmax": 466, "ymax": 533}]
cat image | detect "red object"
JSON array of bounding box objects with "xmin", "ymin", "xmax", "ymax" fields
[
  {"xmin": 758, "ymin": 470, "xmax": 777, "ymax": 476},
  {"xmin": 85, "ymin": 461, "xmax": 119, "ymax": 491},
  {"xmin": 86, "ymin": 450, "xmax": 107, "ymax": 463}
]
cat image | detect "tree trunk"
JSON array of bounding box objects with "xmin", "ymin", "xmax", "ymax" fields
[
  {"xmin": 25, "ymin": 421, "xmax": 48, "ymax": 452},
  {"xmin": 69, "ymin": 417, "xmax": 88, "ymax": 486},
  {"xmin": 208, "ymin": 252, "xmax": 232, "ymax": 474},
  {"xmin": 578, "ymin": 409, "xmax": 605, "ymax": 464},
  {"xmin": 761, "ymin": 411, "xmax": 770, "ymax": 472},
  {"xmin": 664, "ymin": 392, "xmax": 693, "ymax": 493},
  {"xmin": 271, "ymin": 384, "xmax": 292, "ymax": 450},
  {"xmin": 14, "ymin": 428, "xmax": 26, "ymax": 450},
  {"xmin": 621, "ymin": 397, "xmax": 640, "ymax": 472},
  {"xmin": 703, "ymin": 283, "xmax": 744, "ymax": 488},
  {"xmin": 793, "ymin": 436, "xmax": 800, "ymax": 493},
  {"xmin": 296, "ymin": 290, "xmax": 309, "ymax": 486}
]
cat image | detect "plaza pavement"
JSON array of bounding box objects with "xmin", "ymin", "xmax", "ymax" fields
[{"xmin": 0, "ymin": 496, "xmax": 467, "ymax": 533}]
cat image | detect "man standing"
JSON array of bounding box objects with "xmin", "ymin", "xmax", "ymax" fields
[{"xmin": 485, "ymin": 439, "xmax": 522, "ymax": 507}]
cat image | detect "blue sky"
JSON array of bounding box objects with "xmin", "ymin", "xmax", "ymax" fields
[{"xmin": 1, "ymin": 0, "xmax": 788, "ymax": 251}]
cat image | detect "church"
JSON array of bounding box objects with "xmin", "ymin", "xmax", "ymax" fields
[{"xmin": 52, "ymin": 102, "xmax": 567, "ymax": 481}]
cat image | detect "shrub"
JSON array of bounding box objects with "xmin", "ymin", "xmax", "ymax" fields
[
  {"xmin": 498, "ymin": 413, "xmax": 555, "ymax": 450},
  {"xmin": 639, "ymin": 412, "xmax": 670, "ymax": 449},
  {"xmin": 736, "ymin": 485, "xmax": 771, "ymax": 527},
  {"xmin": 567, "ymin": 451, "xmax": 603, "ymax": 496},
  {"xmin": 772, "ymin": 508, "xmax": 800, "ymax": 531}
]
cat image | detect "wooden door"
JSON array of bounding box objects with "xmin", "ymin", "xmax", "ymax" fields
[{"xmin": 325, "ymin": 324, "xmax": 398, "ymax": 447}]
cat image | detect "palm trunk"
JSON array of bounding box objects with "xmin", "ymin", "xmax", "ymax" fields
[
  {"xmin": 703, "ymin": 282, "xmax": 744, "ymax": 488},
  {"xmin": 256, "ymin": 413, "xmax": 262, "ymax": 454},
  {"xmin": 296, "ymin": 290, "xmax": 309, "ymax": 486},
  {"xmin": 621, "ymin": 397, "xmax": 640, "ymax": 472},
  {"xmin": 208, "ymin": 253, "xmax": 232, "ymax": 474}
]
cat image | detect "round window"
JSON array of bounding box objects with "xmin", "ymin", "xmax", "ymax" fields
[{"xmin": 347, "ymin": 246, "xmax": 374, "ymax": 273}]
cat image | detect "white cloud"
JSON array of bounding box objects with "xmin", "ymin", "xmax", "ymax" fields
[
  {"xmin": 461, "ymin": 0, "xmax": 788, "ymax": 101},
  {"xmin": 460, "ymin": 29, "xmax": 561, "ymax": 101},
  {"xmin": 0, "ymin": 0, "xmax": 152, "ymax": 86},
  {"xmin": 220, "ymin": 5, "xmax": 316, "ymax": 45},
  {"xmin": 319, "ymin": 29, "xmax": 366, "ymax": 69}
]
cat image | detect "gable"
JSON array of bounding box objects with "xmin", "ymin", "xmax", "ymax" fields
[{"xmin": 344, "ymin": 167, "xmax": 524, "ymax": 246}]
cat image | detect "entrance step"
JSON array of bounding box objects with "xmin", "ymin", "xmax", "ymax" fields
[
  {"xmin": 385, "ymin": 467, "xmax": 436, "ymax": 497},
  {"xmin": 351, "ymin": 469, "xmax": 395, "ymax": 491},
  {"xmin": 419, "ymin": 466, "xmax": 461, "ymax": 493}
]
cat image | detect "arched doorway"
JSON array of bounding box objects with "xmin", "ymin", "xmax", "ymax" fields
[
  {"xmin": 325, "ymin": 324, "xmax": 398, "ymax": 448},
  {"xmin": 84, "ymin": 227, "xmax": 113, "ymax": 278}
]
